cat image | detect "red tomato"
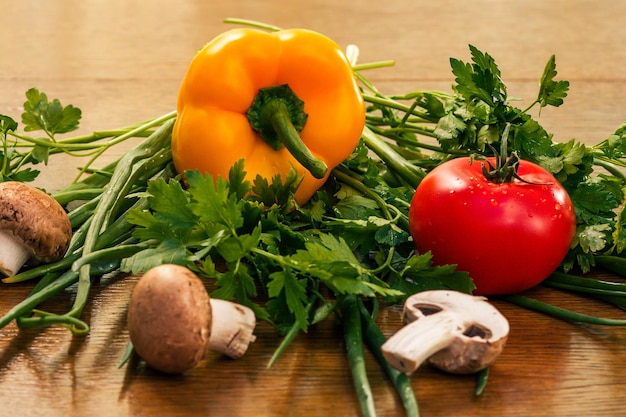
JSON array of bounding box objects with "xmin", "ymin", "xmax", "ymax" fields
[{"xmin": 408, "ymin": 157, "xmax": 576, "ymax": 295}]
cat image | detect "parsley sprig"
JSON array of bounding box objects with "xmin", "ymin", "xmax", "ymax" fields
[
  {"xmin": 0, "ymin": 87, "xmax": 175, "ymax": 185},
  {"xmin": 121, "ymin": 160, "xmax": 472, "ymax": 333}
]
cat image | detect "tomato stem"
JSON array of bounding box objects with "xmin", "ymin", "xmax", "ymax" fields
[{"xmin": 477, "ymin": 123, "xmax": 551, "ymax": 185}]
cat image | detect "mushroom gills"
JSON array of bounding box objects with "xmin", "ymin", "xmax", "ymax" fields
[{"xmin": 381, "ymin": 290, "xmax": 509, "ymax": 375}]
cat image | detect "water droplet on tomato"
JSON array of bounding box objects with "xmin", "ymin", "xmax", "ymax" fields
[
  {"xmin": 490, "ymin": 199, "xmax": 499, "ymax": 207},
  {"xmin": 554, "ymin": 203, "xmax": 561, "ymax": 211}
]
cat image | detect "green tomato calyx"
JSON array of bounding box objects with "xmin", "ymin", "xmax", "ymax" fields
[{"xmin": 473, "ymin": 123, "xmax": 552, "ymax": 185}]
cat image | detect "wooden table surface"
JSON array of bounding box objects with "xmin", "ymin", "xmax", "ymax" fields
[{"xmin": 2, "ymin": 1, "xmax": 626, "ymax": 416}]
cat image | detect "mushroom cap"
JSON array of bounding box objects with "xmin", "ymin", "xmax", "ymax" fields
[
  {"xmin": 0, "ymin": 181, "xmax": 72, "ymax": 262},
  {"xmin": 127, "ymin": 264, "xmax": 212, "ymax": 374},
  {"xmin": 403, "ymin": 290, "xmax": 509, "ymax": 374}
]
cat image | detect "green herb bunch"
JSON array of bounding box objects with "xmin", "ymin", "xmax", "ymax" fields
[{"xmin": 3, "ymin": 40, "xmax": 626, "ymax": 417}]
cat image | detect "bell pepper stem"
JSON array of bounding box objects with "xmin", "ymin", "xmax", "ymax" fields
[
  {"xmin": 269, "ymin": 102, "xmax": 328, "ymax": 179},
  {"xmin": 247, "ymin": 84, "xmax": 328, "ymax": 179}
]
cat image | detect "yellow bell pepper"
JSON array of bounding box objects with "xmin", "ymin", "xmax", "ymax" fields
[{"xmin": 171, "ymin": 27, "xmax": 365, "ymax": 204}]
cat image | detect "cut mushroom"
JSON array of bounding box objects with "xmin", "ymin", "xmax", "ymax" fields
[
  {"xmin": 127, "ymin": 264, "xmax": 257, "ymax": 374},
  {"xmin": 0, "ymin": 181, "xmax": 72, "ymax": 277},
  {"xmin": 381, "ymin": 290, "xmax": 509, "ymax": 375}
]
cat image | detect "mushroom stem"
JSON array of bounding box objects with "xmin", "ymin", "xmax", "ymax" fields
[
  {"xmin": 382, "ymin": 310, "xmax": 462, "ymax": 374},
  {"xmin": 0, "ymin": 230, "xmax": 33, "ymax": 277},
  {"xmin": 381, "ymin": 290, "xmax": 509, "ymax": 375},
  {"xmin": 208, "ymin": 298, "xmax": 257, "ymax": 359}
]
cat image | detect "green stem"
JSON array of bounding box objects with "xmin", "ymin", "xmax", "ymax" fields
[
  {"xmin": 340, "ymin": 294, "xmax": 377, "ymax": 417},
  {"xmin": 267, "ymin": 295, "xmax": 317, "ymax": 368},
  {"xmin": 271, "ymin": 104, "xmax": 327, "ymax": 178},
  {"xmin": 71, "ymin": 110, "xmax": 176, "ymax": 182},
  {"xmin": 17, "ymin": 310, "xmax": 90, "ymax": 333},
  {"xmin": 594, "ymin": 255, "xmax": 626, "ymax": 277},
  {"xmin": 544, "ymin": 271, "xmax": 626, "ymax": 296},
  {"xmin": 362, "ymin": 126, "xmax": 425, "ymax": 189},
  {"xmin": 353, "ymin": 61, "xmax": 396, "ymax": 72},
  {"xmin": 362, "ymin": 94, "xmax": 439, "ymax": 123},
  {"xmin": 68, "ymin": 119, "xmax": 175, "ymax": 327},
  {"xmin": 3, "ymin": 252, "xmax": 80, "ymax": 284},
  {"xmin": 53, "ymin": 188, "xmax": 104, "ymax": 206},
  {"xmin": 358, "ymin": 298, "xmax": 419, "ymax": 417},
  {"xmin": 499, "ymin": 294, "xmax": 626, "ymax": 326},
  {"xmin": 0, "ymin": 270, "xmax": 79, "ymax": 329},
  {"xmin": 332, "ymin": 166, "xmax": 392, "ymax": 219},
  {"xmin": 475, "ymin": 367, "xmax": 490, "ymax": 396},
  {"xmin": 10, "ymin": 259, "xmax": 121, "ymax": 333},
  {"xmin": 543, "ymin": 280, "xmax": 626, "ymax": 297},
  {"xmin": 70, "ymin": 240, "xmax": 150, "ymax": 272},
  {"xmin": 593, "ymin": 158, "xmax": 626, "ymax": 184},
  {"xmin": 223, "ymin": 17, "xmax": 282, "ymax": 32},
  {"xmin": 247, "ymin": 84, "xmax": 327, "ymax": 179}
]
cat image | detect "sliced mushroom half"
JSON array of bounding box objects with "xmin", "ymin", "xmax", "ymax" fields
[{"xmin": 381, "ymin": 290, "xmax": 509, "ymax": 374}]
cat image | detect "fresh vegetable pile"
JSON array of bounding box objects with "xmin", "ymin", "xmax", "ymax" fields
[{"xmin": 2, "ymin": 18, "xmax": 626, "ymax": 417}]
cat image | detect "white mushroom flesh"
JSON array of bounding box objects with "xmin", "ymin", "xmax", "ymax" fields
[
  {"xmin": 208, "ymin": 298, "xmax": 257, "ymax": 359},
  {"xmin": 382, "ymin": 290, "xmax": 509, "ymax": 375},
  {"xmin": 0, "ymin": 230, "xmax": 33, "ymax": 277}
]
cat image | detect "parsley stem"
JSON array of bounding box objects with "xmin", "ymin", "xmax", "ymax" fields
[
  {"xmin": 332, "ymin": 166, "xmax": 392, "ymax": 219},
  {"xmin": 267, "ymin": 295, "xmax": 317, "ymax": 368}
]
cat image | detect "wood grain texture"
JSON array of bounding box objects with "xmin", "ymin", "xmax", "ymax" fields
[{"xmin": 1, "ymin": 1, "xmax": 626, "ymax": 416}]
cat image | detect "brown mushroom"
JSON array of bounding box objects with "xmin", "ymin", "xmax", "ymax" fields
[
  {"xmin": 0, "ymin": 181, "xmax": 72, "ymax": 277},
  {"xmin": 127, "ymin": 264, "xmax": 257, "ymax": 374},
  {"xmin": 381, "ymin": 290, "xmax": 509, "ymax": 375}
]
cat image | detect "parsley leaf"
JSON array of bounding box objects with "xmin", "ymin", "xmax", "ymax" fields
[
  {"xmin": 537, "ymin": 55, "xmax": 570, "ymax": 109},
  {"xmin": 267, "ymin": 269, "xmax": 309, "ymax": 331},
  {"xmin": 450, "ymin": 44, "xmax": 507, "ymax": 106},
  {"xmin": 21, "ymin": 88, "xmax": 82, "ymax": 137},
  {"xmin": 0, "ymin": 115, "xmax": 18, "ymax": 135}
]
